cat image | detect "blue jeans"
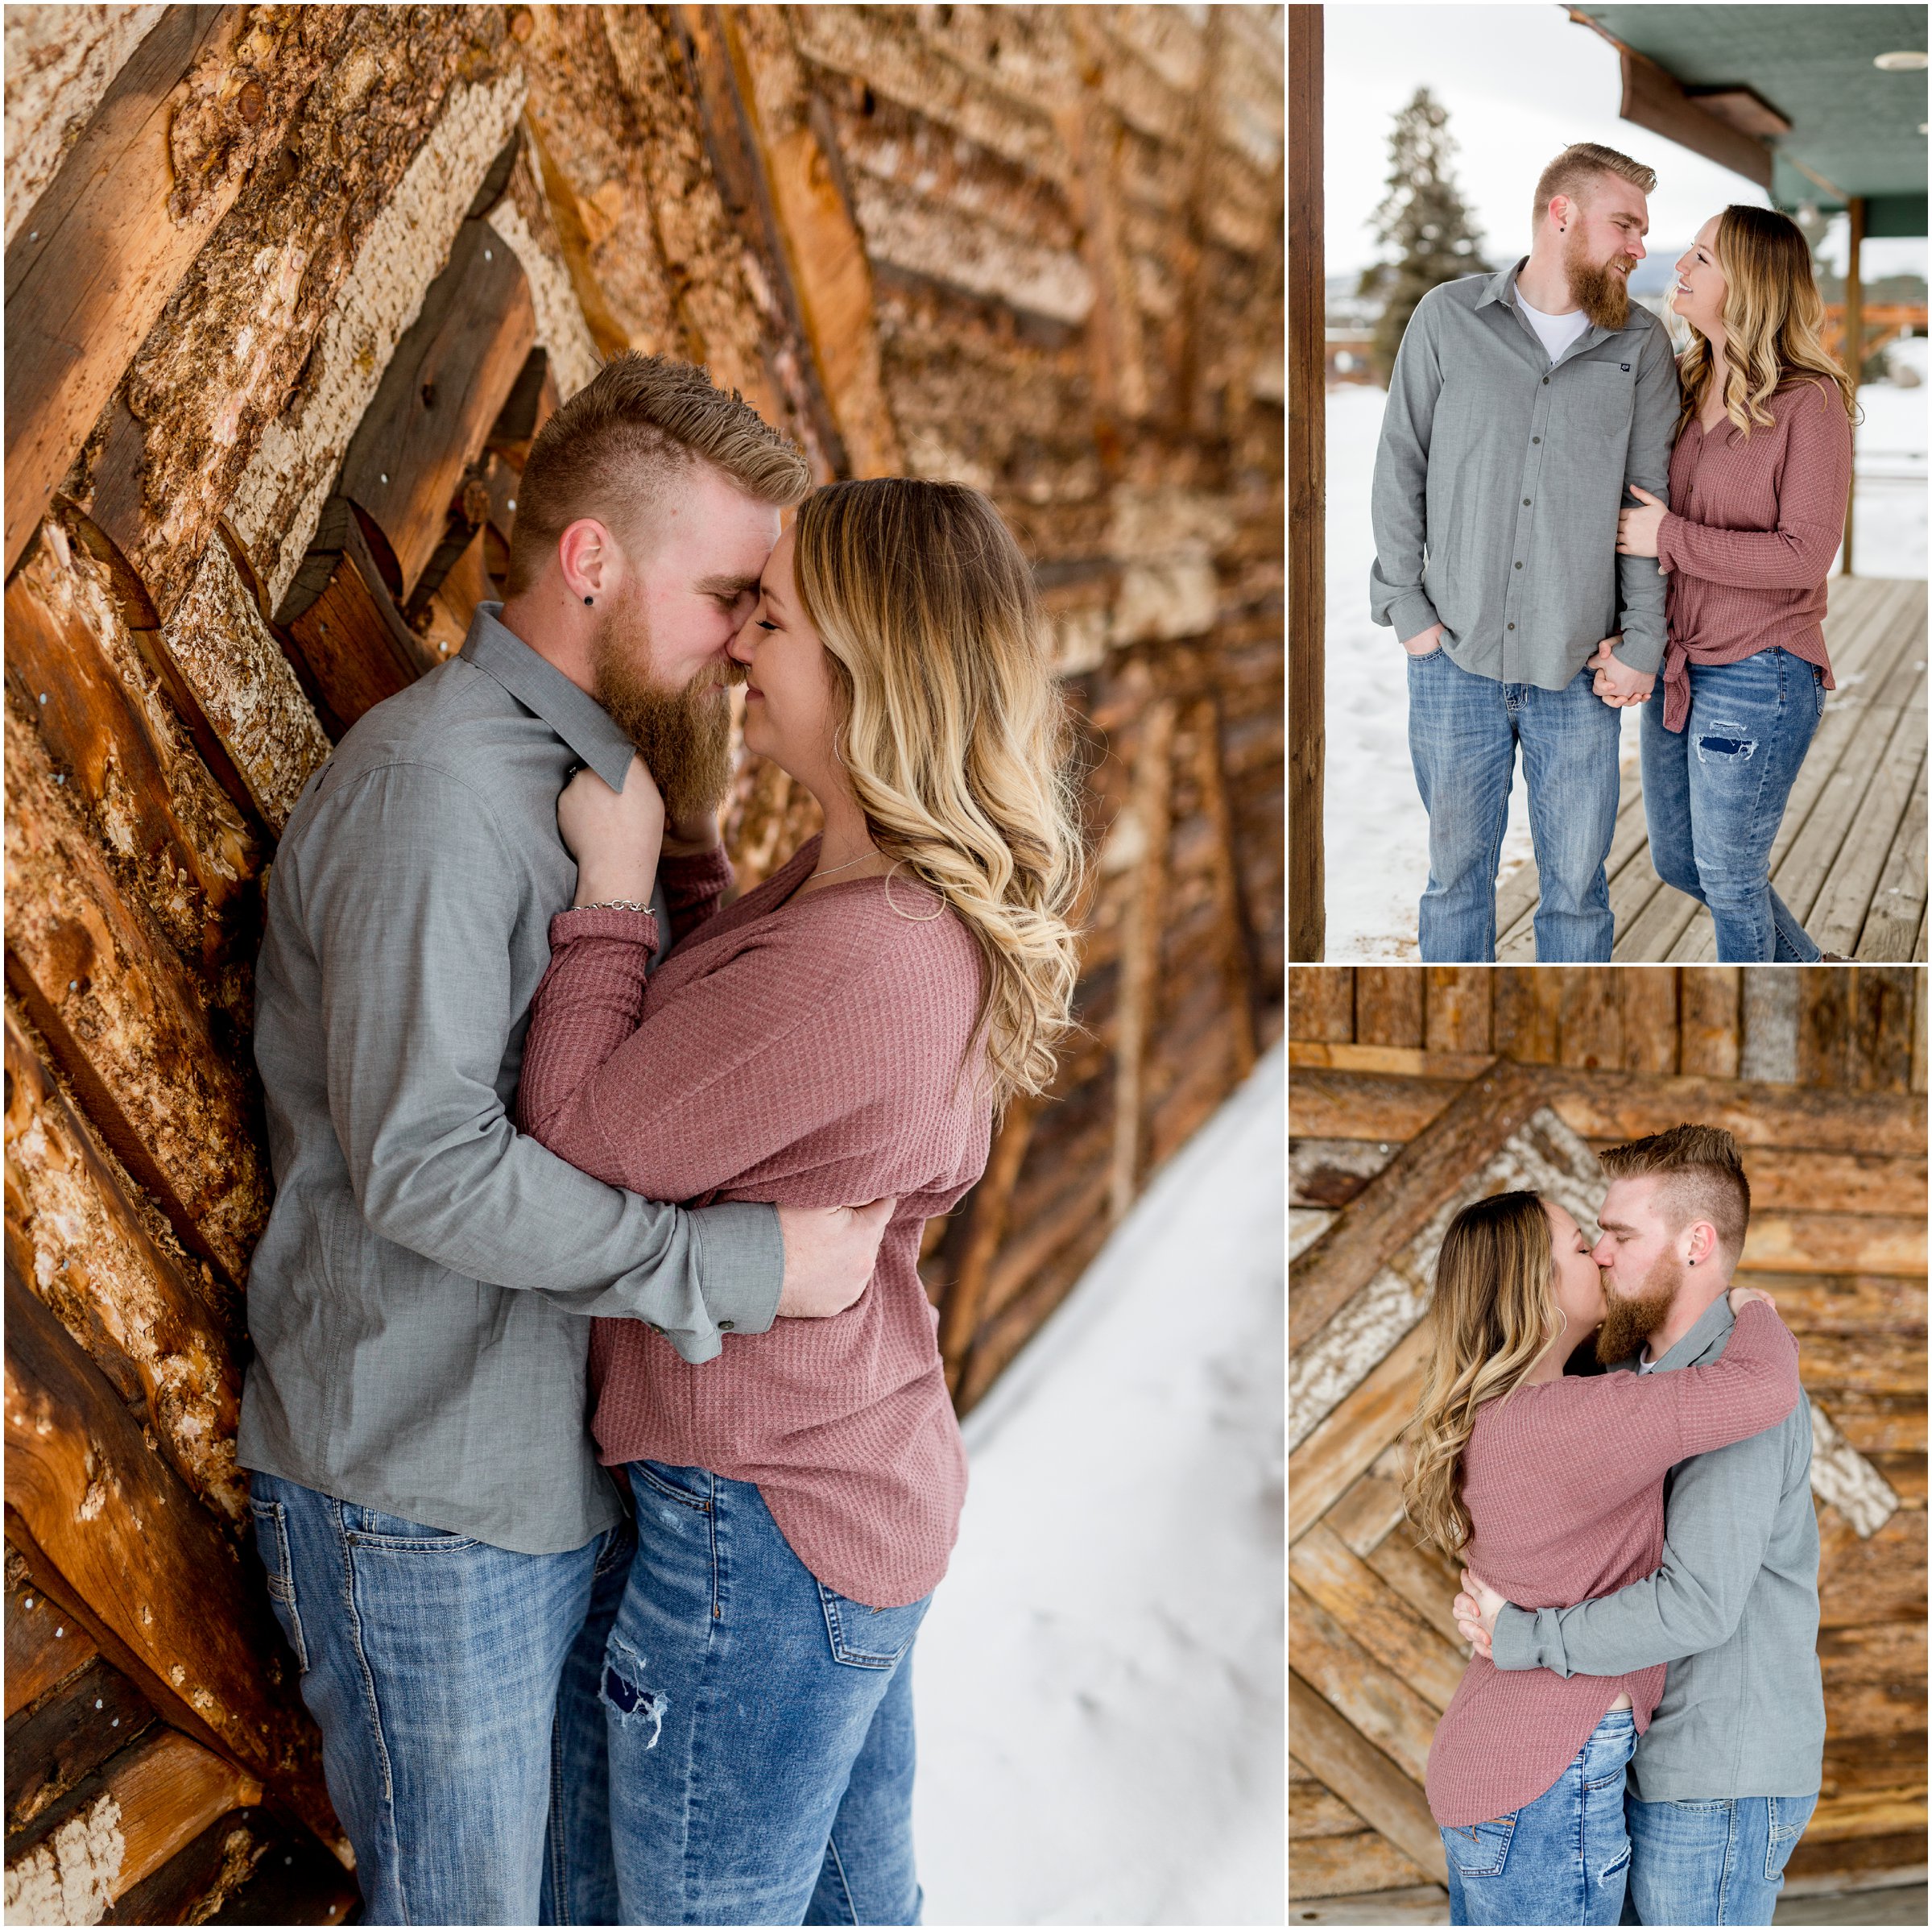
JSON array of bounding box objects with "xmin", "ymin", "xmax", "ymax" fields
[
  {"xmin": 548, "ymin": 1462, "xmax": 931, "ymax": 1926},
  {"xmin": 1442, "ymin": 1706, "xmax": 1635, "ymax": 1926},
  {"xmin": 1620, "ymin": 1792, "xmax": 1818, "ymax": 1926},
  {"xmin": 1406, "ymin": 648, "xmax": 1622, "ymax": 961},
  {"xmin": 246, "ymin": 1469, "xmax": 632, "ymax": 1925},
  {"xmin": 1640, "ymin": 648, "xmax": 1826, "ymax": 962}
]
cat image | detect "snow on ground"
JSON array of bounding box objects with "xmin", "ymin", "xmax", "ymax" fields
[
  {"xmin": 915, "ymin": 1045, "xmax": 1285, "ymax": 1927},
  {"xmin": 1324, "ymin": 355, "xmax": 1928, "ymax": 959}
]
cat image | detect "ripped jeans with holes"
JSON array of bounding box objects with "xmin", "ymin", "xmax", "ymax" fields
[
  {"xmin": 1442, "ymin": 1706, "xmax": 1635, "ymax": 1926},
  {"xmin": 1640, "ymin": 647, "xmax": 1827, "ymax": 962},
  {"xmin": 544, "ymin": 1461, "xmax": 931, "ymax": 1927}
]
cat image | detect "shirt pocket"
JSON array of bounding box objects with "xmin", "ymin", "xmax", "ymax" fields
[{"xmin": 1563, "ymin": 361, "xmax": 1638, "ymax": 441}]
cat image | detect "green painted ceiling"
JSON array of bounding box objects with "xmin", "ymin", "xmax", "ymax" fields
[{"xmin": 1576, "ymin": 4, "xmax": 1927, "ymax": 230}]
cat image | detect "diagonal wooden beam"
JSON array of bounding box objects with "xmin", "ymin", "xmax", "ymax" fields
[
  {"xmin": 1291, "ymin": 1058, "xmax": 1546, "ymax": 1348},
  {"xmin": 1289, "ymin": 1322, "xmax": 1431, "ymax": 1543},
  {"xmin": 1289, "ymin": 1668, "xmax": 1447, "ymax": 1884}
]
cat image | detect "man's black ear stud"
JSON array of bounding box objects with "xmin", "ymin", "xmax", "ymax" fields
[{"xmin": 584, "ymin": 594, "xmax": 594, "ymax": 606}]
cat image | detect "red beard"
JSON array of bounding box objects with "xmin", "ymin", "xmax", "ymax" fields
[
  {"xmin": 1566, "ymin": 226, "xmax": 1633, "ymax": 330},
  {"xmin": 1596, "ymin": 1249, "xmax": 1682, "ymax": 1364}
]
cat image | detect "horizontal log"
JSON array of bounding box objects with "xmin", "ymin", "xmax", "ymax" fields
[
  {"xmin": 2, "ymin": 1725, "xmax": 260, "ymax": 1923},
  {"xmin": 1289, "ymin": 1525, "xmax": 1465, "ymax": 1714},
  {"xmin": 3, "ymin": 1264, "xmax": 341, "ymax": 1853},
  {"xmin": 1290, "ymin": 1139, "xmax": 1400, "ymax": 1210},
  {"xmin": 1824, "ymin": 1393, "xmax": 1927, "ymax": 1456},
  {"xmin": 1290, "ymin": 1778, "xmax": 1370, "ymax": 1841},
  {"xmin": 1286, "ymin": 1664, "xmax": 1444, "ymax": 1878},
  {"xmin": 6, "ymin": 1656, "xmax": 155, "ymax": 1837},
  {"xmin": 1867, "ymin": 1453, "xmax": 1926, "ymax": 1504},
  {"xmin": 1821, "ymin": 1674, "xmax": 1928, "ymax": 1743},
  {"xmin": 1291, "ymin": 1059, "xmax": 1544, "ymax": 1348},
  {"xmin": 6, "ymin": 1547, "xmax": 100, "ymax": 1720},
  {"xmin": 1733, "ymin": 1273, "xmax": 1927, "ymax": 1335},
  {"xmin": 4, "ymin": 710, "xmax": 270, "ymax": 1284},
  {"xmin": 4, "ymin": 526, "xmax": 263, "ymax": 971},
  {"xmin": 100, "ymin": 1800, "xmax": 361, "ymax": 1927},
  {"xmin": 1820, "ymin": 1727, "xmax": 1928, "ymax": 1799},
  {"xmin": 337, "ymin": 217, "xmax": 536, "ymax": 599},
  {"xmin": 1799, "ymin": 1336, "xmax": 1928, "ymax": 1396},
  {"xmin": 1815, "ymin": 1506, "xmax": 1926, "ymax": 1629},
  {"xmin": 1740, "ymin": 1213, "xmax": 1924, "ymax": 1278},
  {"xmin": 1800, "ymin": 1787, "xmax": 1929, "ymax": 1844},
  {"xmin": 1542, "ymin": 1070, "xmax": 1925, "ymax": 1158},
  {"xmin": 1289, "ymin": 1831, "xmax": 1429, "ymax": 1903},
  {"xmin": 1719, "ymin": 1149, "xmax": 1928, "ymax": 1217},
  {"xmin": 5, "ymin": 1004, "xmax": 248, "ymax": 1521},
  {"xmin": 1289, "ymin": 1070, "xmax": 1468, "ymax": 1145},
  {"xmin": 3, "ymin": 6, "xmax": 250, "ymax": 578},
  {"xmin": 1785, "ymin": 1826, "xmax": 1928, "ymax": 1886}
]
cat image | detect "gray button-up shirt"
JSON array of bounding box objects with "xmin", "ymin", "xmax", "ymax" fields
[
  {"xmin": 238, "ymin": 606, "xmax": 784, "ymax": 1555},
  {"xmin": 1370, "ymin": 258, "xmax": 1679, "ymax": 688},
  {"xmin": 1491, "ymin": 1296, "xmax": 1825, "ymax": 1801}
]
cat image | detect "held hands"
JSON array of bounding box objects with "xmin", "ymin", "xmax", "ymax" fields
[
  {"xmin": 1616, "ymin": 484, "xmax": 1669, "ymax": 565},
  {"xmin": 560, "ymin": 753, "xmax": 664, "ymax": 906},
  {"xmin": 1453, "ymin": 1567, "xmax": 1508, "ymax": 1659},
  {"xmin": 775, "ymin": 1199, "xmax": 898, "ymax": 1318},
  {"xmin": 1400, "ymin": 622, "xmax": 1444, "ymax": 657},
  {"xmin": 1590, "ymin": 636, "xmax": 1656, "ymax": 709}
]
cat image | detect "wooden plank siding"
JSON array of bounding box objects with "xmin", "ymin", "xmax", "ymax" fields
[
  {"xmin": 1288, "ymin": 966, "xmax": 1927, "ymax": 1907},
  {"xmin": 5, "ymin": 9, "xmax": 1282, "ymax": 1917}
]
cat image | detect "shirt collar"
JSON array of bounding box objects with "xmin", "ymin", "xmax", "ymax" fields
[
  {"xmin": 1479, "ymin": 255, "xmax": 1649, "ymax": 343},
  {"xmin": 460, "ymin": 603, "xmax": 636, "ymax": 791}
]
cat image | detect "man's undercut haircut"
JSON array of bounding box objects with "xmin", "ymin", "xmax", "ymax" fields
[
  {"xmin": 505, "ymin": 354, "xmax": 811, "ymax": 595},
  {"xmin": 1599, "ymin": 1122, "xmax": 1750, "ymax": 1261},
  {"xmin": 1531, "ymin": 142, "xmax": 1657, "ymax": 230}
]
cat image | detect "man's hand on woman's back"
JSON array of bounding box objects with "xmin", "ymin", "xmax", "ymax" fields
[{"xmin": 775, "ymin": 1198, "xmax": 897, "ymax": 1317}]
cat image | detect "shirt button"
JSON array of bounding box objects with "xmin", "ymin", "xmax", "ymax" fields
[
  {"xmin": 1533, "ymin": 436, "xmax": 1541, "ymax": 444},
  {"xmin": 647, "ymin": 1323, "xmax": 664, "ymax": 1335},
  {"xmin": 1515, "ymin": 561, "xmax": 1523, "ymax": 569},
  {"xmin": 718, "ymin": 1320, "xmax": 734, "ymax": 1332},
  {"xmin": 1523, "ymin": 499, "xmax": 1531, "ymax": 506},
  {"xmin": 1508, "ymin": 623, "xmax": 1516, "ymax": 631},
  {"xmin": 1542, "ymin": 375, "xmax": 1549, "ymax": 384}
]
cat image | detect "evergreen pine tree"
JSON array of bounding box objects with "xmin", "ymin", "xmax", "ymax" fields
[{"xmin": 1358, "ymin": 89, "xmax": 1491, "ymax": 385}]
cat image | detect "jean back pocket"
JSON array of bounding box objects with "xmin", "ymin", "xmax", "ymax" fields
[
  {"xmin": 249, "ymin": 1497, "xmax": 309, "ymax": 1675},
  {"xmin": 817, "ymin": 1582, "xmax": 930, "ymax": 1670},
  {"xmin": 1442, "ymin": 1813, "xmax": 1516, "ymax": 1878}
]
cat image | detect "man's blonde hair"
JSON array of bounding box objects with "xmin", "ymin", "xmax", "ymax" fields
[
  {"xmin": 1531, "ymin": 142, "xmax": 1657, "ymax": 231},
  {"xmin": 1599, "ymin": 1122, "xmax": 1751, "ymax": 1262},
  {"xmin": 506, "ymin": 354, "xmax": 810, "ymax": 594}
]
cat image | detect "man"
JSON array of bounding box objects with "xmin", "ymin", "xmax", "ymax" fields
[
  {"xmin": 1455, "ymin": 1125, "xmax": 1824, "ymax": 1926},
  {"xmin": 238, "ymin": 355, "xmax": 892, "ymax": 1924},
  {"xmin": 1371, "ymin": 143, "xmax": 1678, "ymax": 962}
]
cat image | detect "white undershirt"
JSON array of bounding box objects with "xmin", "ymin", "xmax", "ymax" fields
[{"xmin": 1515, "ymin": 291, "xmax": 1591, "ymax": 366}]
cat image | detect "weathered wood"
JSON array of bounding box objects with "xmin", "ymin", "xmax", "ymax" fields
[
  {"xmin": 1110, "ymin": 698, "xmax": 1177, "ymax": 1221},
  {"xmin": 1678, "ymin": 966, "xmax": 1741, "ymax": 1077},
  {"xmin": 1354, "ymin": 970, "xmax": 1422, "ymax": 1050},
  {"xmin": 1752, "ymin": 1274, "xmax": 1928, "ymax": 1333},
  {"xmin": 6, "ymin": 1657, "xmax": 156, "ymax": 1837},
  {"xmin": 1558, "ymin": 968, "xmax": 1623, "ymax": 1069},
  {"xmin": 4, "ymin": 528, "xmax": 264, "ymax": 975},
  {"xmin": 1289, "ymin": 1321, "xmax": 1433, "ymax": 1543},
  {"xmin": 1850, "ymin": 966, "xmax": 1918, "ymax": 1095},
  {"xmin": 1290, "ymin": 1139, "xmax": 1400, "ymax": 1211},
  {"xmin": 1289, "ymin": 1069, "xmax": 1467, "ymax": 1144},
  {"xmin": 2, "ymin": 1724, "xmax": 262, "ymax": 1923},
  {"xmin": 1727, "ymin": 1151, "xmax": 1928, "ymax": 1217},
  {"xmin": 1826, "ymin": 1393, "xmax": 1927, "ymax": 1456},
  {"xmin": 1541, "ymin": 1071, "xmax": 1925, "ymax": 1158},
  {"xmin": 1492, "ymin": 968, "xmax": 1561, "ymax": 1065},
  {"xmin": 100, "ymin": 1800, "xmax": 362, "ymax": 1927},
  {"xmin": 5, "ymin": 1004, "xmax": 248, "ymax": 1522},
  {"xmin": 1288, "ymin": 1525, "xmax": 1465, "ymax": 1714},
  {"xmin": 1289, "ymin": 1832, "xmax": 1429, "ymax": 1903},
  {"xmin": 6, "ymin": 1548, "xmax": 101, "ymax": 1721},
  {"xmin": 1618, "ymin": 967, "xmax": 1678, "ymax": 1073},
  {"xmin": 1290, "ymin": 1775, "xmax": 1371, "ymax": 1841},
  {"xmin": 1290, "ymin": 1059, "xmax": 1545, "ymax": 1348},
  {"xmin": 1363, "ymin": 1531, "xmax": 1471, "ymax": 1652},
  {"xmin": 1289, "ymin": 1042, "xmax": 1496, "ymax": 1082},
  {"xmin": 1288, "ymin": 972, "xmax": 1355, "ymax": 1046},
  {"xmin": 337, "ymin": 217, "xmax": 538, "ymax": 600},
  {"xmin": 3, "ymin": 6, "xmax": 250, "ymax": 578},
  {"xmin": 1800, "ymin": 967, "xmax": 1853, "ymax": 1090},
  {"xmin": 1798, "ymin": 1333, "xmax": 1928, "ymax": 1394},
  {"xmin": 3, "ymin": 1265, "xmax": 340, "ymax": 1853},
  {"xmin": 1286, "ymin": 1667, "xmax": 1445, "ymax": 1879},
  {"xmin": 1739, "ymin": 1214, "xmax": 1925, "ymax": 1279},
  {"xmin": 280, "ymin": 506, "xmax": 437, "ymax": 735},
  {"xmin": 1740, "ymin": 967, "xmax": 1802, "ymax": 1082},
  {"xmin": 1814, "ymin": 1506, "xmax": 1926, "ymax": 1628},
  {"xmin": 1819, "ymin": 1727, "xmax": 1930, "ymax": 1799},
  {"xmin": 1322, "ymin": 1472, "xmax": 1409, "ymax": 1558},
  {"xmin": 1800, "ymin": 1787, "xmax": 1929, "ymax": 1843},
  {"xmin": 1423, "ymin": 970, "xmax": 1490, "ymax": 1055},
  {"xmin": 3, "ymin": 711, "xmax": 270, "ymax": 1283},
  {"xmin": 937, "ymin": 1095, "xmax": 1037, "ymax": 1391}
]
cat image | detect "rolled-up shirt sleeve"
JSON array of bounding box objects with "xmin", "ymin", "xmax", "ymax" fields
[
  {"xmin": 1612, "ymin": 322, "xmax": 1679, "ymax": 675},
  {"xmin": 300, "ymin": 760, "xmax": 780, "ymax": 1361},
  {"xmin": 1370, "ymin": 293, "xmax": 1445, "ymax": 644}
]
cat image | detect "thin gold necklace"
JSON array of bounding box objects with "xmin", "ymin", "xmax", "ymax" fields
[{"xmin": 810, "ymin": 847, "xmax": 880, "ymax": 882}]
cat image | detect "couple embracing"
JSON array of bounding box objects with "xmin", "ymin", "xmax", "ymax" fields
[
  {"xmin": 1404, "ymin": 1125, "xmax": 1824, "ymax": 1925},
  {"xmin": 1372, "ymin": 142, "xmax": 1856, "ymax": 963},
  {"xmin": 236, "ymin": 354, "xmax": 1085, "ymax": 1924}
]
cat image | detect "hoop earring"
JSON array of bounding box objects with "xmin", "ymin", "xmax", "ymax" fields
[{"xmin": 883, "ymin": 860, "xmax": 945, "ymax": 923}]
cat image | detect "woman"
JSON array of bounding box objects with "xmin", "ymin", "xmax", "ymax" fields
[
  {"xmin": 1611, "ymin": 204, "xmax": 1855, "ymax": 962},
  {"xmin": 1400, "ymin": 1191, "xmax": 1799, "ymax": 1926},
  {"xmin": 516, "ymin": 478, "xmax": 1084, "ymax": 1925}
]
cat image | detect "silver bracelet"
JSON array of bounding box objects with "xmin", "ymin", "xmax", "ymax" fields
[{"xmin": 574, "ymin": 899, "xmax": 655, "ymax": 915}]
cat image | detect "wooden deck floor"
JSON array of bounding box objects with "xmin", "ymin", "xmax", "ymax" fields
[{"xmin": 1496, "ymin": 575, "xmax": 1929, "ymax": 962}]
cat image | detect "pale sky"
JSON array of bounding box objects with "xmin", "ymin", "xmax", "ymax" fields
[{"xmin": 1324, "ymin": 0, "xmax": 1926, "ymax": 284}]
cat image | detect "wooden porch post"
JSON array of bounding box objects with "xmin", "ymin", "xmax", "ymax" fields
[
  {"xmin": 1842, "ymin": 195, "xmax": 1864, "ymax": 576},
  {"xmin": 1287, "ymin": 4, "xmax": 1325, "ymax": 960}
]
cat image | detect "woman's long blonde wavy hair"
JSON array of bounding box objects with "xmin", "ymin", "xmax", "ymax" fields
[
  {"xmin": 1677, "ymin": 205, "xmax": 1859, "ymax": 442},
  {"xmin": 791, "ymin": 478, "xmax": 1086, "ymax": 1109},
  {"xmin": 1399, "ymin": 1191, "xmax": 1563, "ymax": 1559}
]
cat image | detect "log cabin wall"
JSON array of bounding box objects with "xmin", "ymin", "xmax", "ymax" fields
[
  {"xmin": 4, "ymin": 8, "xmax": 1283, "ymax": 1920},
  {"xmin": 1287, "ymin": 967, "xmax": 1929, "ymax": 1916}
]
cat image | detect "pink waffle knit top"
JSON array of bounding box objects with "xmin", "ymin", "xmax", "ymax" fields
[
  {"xmin": 1654, "ymin": 378, "xmax": 1853, "ymax": 733},
  {"xmin": 516, "ymin": 835, "xmax": 991, "ymax": 1609},
  {"xmin": 1425, "ymin": 1301, "xmax": 1800, "ymax": 1827}
]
